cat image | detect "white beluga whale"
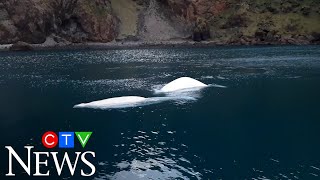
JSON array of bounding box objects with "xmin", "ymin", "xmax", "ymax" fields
[
  {"xmin": 73, "ymin": 77, "xmax": 215, "ymax": 110},
  {"xmin": 159, "ymin": 77, "xmax": 208, "ymax": 93},
  {"xmin": 74, "ymin": 96, "xmax": 147, "ymax": 109},
  {"xmin": 73, "ymin": 96, "xmax": 195, "ymax": 109}
]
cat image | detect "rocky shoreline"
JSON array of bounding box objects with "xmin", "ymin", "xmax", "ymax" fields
[{"xmin": 1, "ymin": 38, "xmax": 319, "ymax": 52}]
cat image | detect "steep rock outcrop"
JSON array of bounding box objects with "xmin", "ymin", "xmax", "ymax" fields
[
  {"xmin": 159, "ymin": 0, "xmax": 320, "ymax": 44},
  {"xmin": 9, "ymin": 41, "xmax": 34, "ymax": 51},
  {"xmin": 193, "ymin": 17, "xmax": 210, "ymax": 41},
  {"xmin": 73, "ymin": 0, "xmax": 118, "ymax": 42},
  {"xmin": 139, "ymin": 0, "xmax": 191, "ymax": 41},
  {"xmin": 7, "ymin": 0, "xmax": 54, "ymax": 43},
  {"xmin": 0, "ymin": 0, "xmax": 118, "ymax": 44},
  {"xmin": 161, "ymin": 0, "xmax": 228, "ymax": 21}
]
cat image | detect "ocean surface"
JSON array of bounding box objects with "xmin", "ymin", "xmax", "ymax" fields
[{"xmin": 0, "ymin": 46, "xmax": 320, "ymax": 179}]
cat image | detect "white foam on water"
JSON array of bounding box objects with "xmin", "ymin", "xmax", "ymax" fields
[
  {"xmin": 311, "ymin": 166, "xmax": 320, "ymax": 171},
  {"xmin": 217, "ymin": 75, "xmax": 228, "ymax": 80},
  {"xmin": 201, "ymin": 76, "xmax": 214, "ymax": 79},
  {"xmin": 310, "ymin": 173, "xmax": 319, "ymax": 177},
  {"xmin": 270, "ymin": 158, "xmax": 280, "ymax": 163},
  {"xmin": 209, "ymin": 83, "xmax": 227, "ymax": 88}
]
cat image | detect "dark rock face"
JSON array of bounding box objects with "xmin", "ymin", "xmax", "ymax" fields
[
  {"xmin": 221, "ymin": 14, "xmax": 249, "ymax": 29},
  {"xmin": 160, "ymin": 0, "xmax": 320, "ymax": 44},
  {"xmin": 5, "ymin": 0, "xmax": 52, "ymax": 43},
  {"xmin": 311, "ymin": 32, "xmax": 320, "ymax": 43},
  {"xmin": 192, "ymin": 17, "xmax": 210, "ymax": 41},
  {"xmin": 73, "ymin": 0, "xmax": 118, "ymax": 42},
  {"xmin": 201, "ymin": 30, "xmax": 210, "ymax": 41},
  {"xmin": 9, "ymin": 41, "xmax": 33, "ymax": 51},
  {"xmin": 192, "ymin": 32, "xmax": 202, "ymax": 42},
  {"xmin": 160, "ymin": 0, "xmax": 228, "ymax": 21},
  {"xmin": 0, "ymin": 0, "xmax": 118, "ymax": 44},
  {"xmin": 0, "ymin": 21, "xmax": 18, "ymax": 43}
]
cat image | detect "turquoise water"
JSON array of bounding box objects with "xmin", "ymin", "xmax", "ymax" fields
[{"xmin": 0, "ymin": 46, "xmax": 320, "ymax": 179}]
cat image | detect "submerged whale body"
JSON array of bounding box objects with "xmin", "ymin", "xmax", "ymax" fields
[
  {"xmin": 73, "ymin": 96, "xmax": 147, "ymax": 109},
  {"xmin": 73, "ymin": 96, "xmax": 195, "ymax": 109},
  {"xmin": 160, "ymin": 77, "xmax": 207, "ymax": 93}
]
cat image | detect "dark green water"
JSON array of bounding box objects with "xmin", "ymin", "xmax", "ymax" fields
[{"xmin": 0, "ymin": 46, "xmax": 320, "ymax": 179}]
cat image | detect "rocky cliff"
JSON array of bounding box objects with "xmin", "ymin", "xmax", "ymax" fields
[
  {"xmin": 159, "ymin": 0, "xmax": 320, "ymax": 44},
  {"xmin": 0, "ymin": 0, "xmax": 319, "ymax": 45},
  {"xmin": 0, "ymin": 0, "xmax": 117, "ymax": 44}
]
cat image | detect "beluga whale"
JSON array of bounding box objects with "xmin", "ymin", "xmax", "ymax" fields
[
  {"xmin": 158, "ymin": 77, "xmax": 208, "ymax": 93},
  {"xmin": 73, "ymin": 96, "xmax": 195, "ymax": 109},
  {"xmin": 73, "ymin": 77, "xmax": 209, "ymax": 110},
  {"xmin": 73, "ymin": 96, "xmax": 147, "ymax": 109}
]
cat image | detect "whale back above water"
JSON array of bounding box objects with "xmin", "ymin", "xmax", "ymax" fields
[
  {"xmin": 160, "ymin": 77, "xmax": 207, "ymax": 92},
  {"xmin": 73, "ymin": 96, "xmax": 147, "ymax": 109},
  {"xmin": 73, "ymin": 96, "xmax": 195, "ymax": 109}
]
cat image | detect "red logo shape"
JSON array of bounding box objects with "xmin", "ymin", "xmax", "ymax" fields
[{"xmin": 42, "ymin": 131, "xmax": 58, "ymax": 148}]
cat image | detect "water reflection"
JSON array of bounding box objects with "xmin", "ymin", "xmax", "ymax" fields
[{"xmin": 95, "ymin": 130, "xmax": 205, "ymax": 180}]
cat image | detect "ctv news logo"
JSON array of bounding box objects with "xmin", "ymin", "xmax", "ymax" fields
[{"xmin": 5, "ymin": 131, "xmax": 96, "ymax": 177}]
